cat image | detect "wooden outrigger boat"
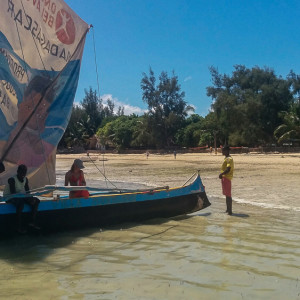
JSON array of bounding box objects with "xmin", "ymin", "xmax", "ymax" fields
[
  {"xmin": 0, "ymin": 173, "xmax": 210, "ymax": 235},
  {"xmin": 0, "ymin": 1, "xmax": 211, "ymax": 236}
]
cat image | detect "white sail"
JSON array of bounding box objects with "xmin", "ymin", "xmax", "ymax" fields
[{"xmin": 0, "ymin": 0, "xmax": 89, "ymax": 188}]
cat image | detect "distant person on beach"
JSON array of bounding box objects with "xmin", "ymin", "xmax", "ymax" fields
[
  {"xmin": 174, "ymin": 150, "xmax": 177, "ymax": 159},
  {"xmin": 146, "ymin": 151, "xmax": 149, "ymax": 159},
  {"xmin": 3, "ymin": 164, "xmax": 40, "ymax": 233},
  {"xmin": 219, "ymin": 145, "xmax": 234, "ymax": 215},
  {"xmin": 65, "ymin": 159, "xmax": 89, "ymax": 199}
]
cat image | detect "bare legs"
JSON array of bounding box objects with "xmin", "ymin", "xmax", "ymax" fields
[
  {"xmin": 8, "ymin": 197, "xmax": 40, "ymax": 232},
  {"xmin": 226, "ymin": 196, "xmax": 232, "ymax": 215}
]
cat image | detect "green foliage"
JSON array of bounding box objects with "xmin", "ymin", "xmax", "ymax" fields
[
  {"xmin": 60, "ymin": 65, "xmax": 300, "ymax": 150},
  {"xmin": 97, "ymin": 115, "xmax": 144, "ymax": 150},
  {"xmin": 59, "ymin": 88, "xmax": 126, "ymax": 148},
  {"xmin": 274, "ymin": 109, "xmax": 300, "ymax": 143},
  {"xmin": 141, "ymin": 68, "xmax": 192, "ymax": 148},
  {"xmin": 176, "ymin": 114, "xmax": 204, "ymax": 147},
  {"xmin": 207, "ymin": 65, "xmax": 294, "ymax": 146},
  {"xmin": 131, "ymin": 115, "xmax": 155, "ymax": 148},
  {"xmin": 59, "ymin": 105, "xmax": 89, "ymax": 148},
  {"xmin": 199, "ymin": 132, "xmax": 213, "ymax": 146},
  {"xmin": 81, "ymin": 87, "xmax": 103, "ymax": 131}
]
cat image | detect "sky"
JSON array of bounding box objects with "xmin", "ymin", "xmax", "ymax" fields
[{"xmin": 65, "ymin": 0, "xmax": 300, "ymax": 116}]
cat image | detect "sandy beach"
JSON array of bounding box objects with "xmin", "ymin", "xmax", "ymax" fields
[
  {"xmin": 0, "ymin": 152, "xmax": 299, "ymax": 299},
  {"xmin": 57, "ymin": 151, "xmax": 300, "ymax": 211}
]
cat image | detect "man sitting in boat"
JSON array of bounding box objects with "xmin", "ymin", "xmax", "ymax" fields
[
  {"xmin": 65, "ymin": 159, "xmax": 89, "ymax": 199},
  {"xmin": 3, "ymin": 164, "xmax": 40, "ymax": 234}
]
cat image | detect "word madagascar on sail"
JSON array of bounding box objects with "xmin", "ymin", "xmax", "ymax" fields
[{"xmin": 6, "ymin": 0, "xmax": 79, "ymax": 62}]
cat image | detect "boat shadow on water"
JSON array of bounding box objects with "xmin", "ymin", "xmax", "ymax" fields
[{"xmin": 0, "ymin": 214, "xmax": 211, "ymax": 263}]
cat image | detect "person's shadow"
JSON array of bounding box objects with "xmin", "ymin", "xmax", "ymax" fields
[
  {"xmin": 231, "ymin": 213, "xmax": 249, "ymax": 218},
  {"xmin": 191, "ymin": 212, "xmax": 212, "ymax": 217}
]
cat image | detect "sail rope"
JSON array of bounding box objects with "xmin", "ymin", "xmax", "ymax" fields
[
  {"xmin": 101, "ymin": 151, "xmax": 108, "ymax": 188},
  {"xmin": 20, "ymin": 1, "xmax": 47, "ymax": 72},
  {"xmin": 86, "ymin": 153, "xmax": 120, "ymax": 190},
  {"xmin": 91, "ymin": 25, "xmax": 102, "ymax": 106},
  {"xmin": 90, "ymin": 25, "xmax": 111, "ymax": 189}
]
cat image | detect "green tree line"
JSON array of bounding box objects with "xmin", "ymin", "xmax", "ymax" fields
[{"xmin": 58, "ymin": 65, "xmax": 300, "ymax": 151}]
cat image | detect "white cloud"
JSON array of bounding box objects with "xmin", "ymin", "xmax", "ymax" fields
[
  {"xmin": 187, "ymin": 104, "xmax": 196, "ymax": 115},
  {"xmin": 184, "ymin": 76, "xmax": 192, "ymax": 82},
  {"xmin": 101, "ymin": 94, "xmax": 146, "ymax": 115}
]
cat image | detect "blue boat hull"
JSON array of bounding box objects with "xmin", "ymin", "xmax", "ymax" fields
[{"xmin": 0, "ymin": 175, "xmax": 211, "ymax": 235}]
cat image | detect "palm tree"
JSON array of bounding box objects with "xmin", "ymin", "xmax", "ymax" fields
[{"xmin": 274, "ymin": 111, "xmax": 300, "ymax": 143}]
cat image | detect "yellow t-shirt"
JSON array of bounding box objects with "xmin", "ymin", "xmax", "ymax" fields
[{"xmin": 221, "ymin": 156, "xmax": 234, "ymax": 180}]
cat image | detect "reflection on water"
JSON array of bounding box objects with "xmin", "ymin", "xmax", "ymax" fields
[{"xmin": 0, "ymin": 197, "xmax": 299, "ymax": 299}]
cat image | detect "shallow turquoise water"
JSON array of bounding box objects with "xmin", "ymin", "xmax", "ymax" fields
[
  {"xmin": 0, "ymin": 157, "xmax": 299, "ymax": 299},
  {"xmin": 0, "ymin": 196, "xmax": 299, "ymax": 299}
]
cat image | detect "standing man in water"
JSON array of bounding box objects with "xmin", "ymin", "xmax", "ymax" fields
[{"xmin": 219, "ymin": 145, "xmax": 234, "ymax": 215}]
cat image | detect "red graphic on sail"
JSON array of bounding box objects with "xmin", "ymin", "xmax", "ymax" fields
[{"xmin": 56, "ymin": 9, "xmax": 76, "ymax": 45}]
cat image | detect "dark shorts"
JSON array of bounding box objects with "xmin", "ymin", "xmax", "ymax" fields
[
  {"xmin": 221, "ymin": 177, "xmax": 232, "ymax": 197},
  {"xmin": 7, "ymin": 196, "xmax": 40, "ymax": 207}
]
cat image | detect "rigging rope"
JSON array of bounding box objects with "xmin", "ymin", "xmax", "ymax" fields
[
  {"xmin": 86, "ymin": 154, "xmax": 120, "ymax": 191},
  {"xmin": 90, "ymin": 25, "xmax": 111, "ymax": 189},
  {"xmin": 91, "ymin": 25, "xmax": 101, "ymax": 105},
  {"xmin": 20, "ymin": 1, "xmax": 47, "ymax": 72}
]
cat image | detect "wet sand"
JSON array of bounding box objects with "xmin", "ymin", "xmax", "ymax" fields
[
  {"xmin": 0, "ymin": 153, "xmax": 299, "ymax": 299},
  {"xmin": 57, "ymin": 152, "xmax": 300, "ymax": 211}
]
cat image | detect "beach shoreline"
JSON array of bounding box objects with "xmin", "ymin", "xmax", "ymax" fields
[{"xmin": 57, "ymin": 152, "xmax": 300, "ymax": 212}]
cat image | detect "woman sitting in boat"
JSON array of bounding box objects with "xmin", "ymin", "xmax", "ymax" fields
[{"xmin": 65, "ymin": 159, "xmax": 89, "ymax": 199}]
